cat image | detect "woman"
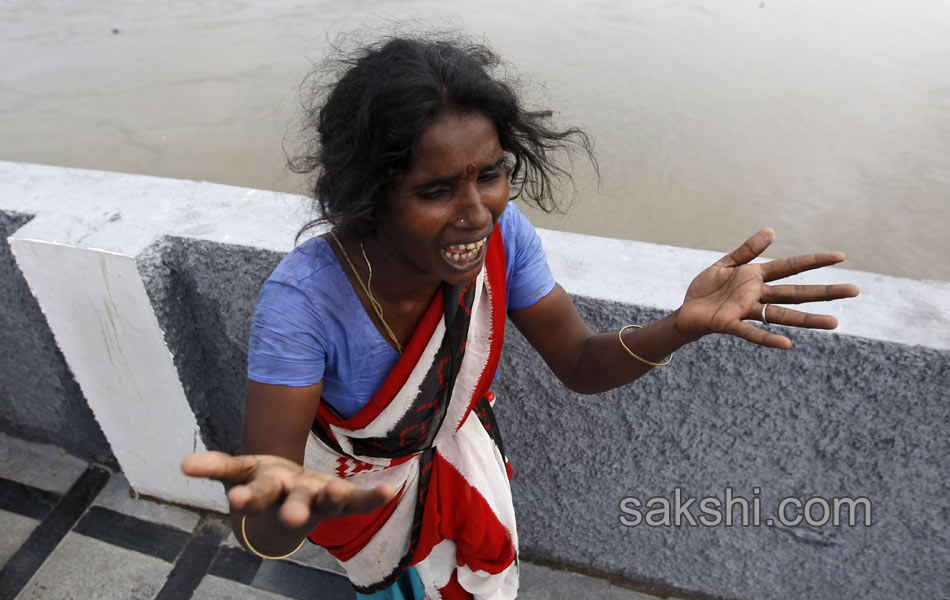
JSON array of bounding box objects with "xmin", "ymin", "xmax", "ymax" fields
[{"xmin": 182, "ymin": 36, "xmax": 858, "ymax": 599}]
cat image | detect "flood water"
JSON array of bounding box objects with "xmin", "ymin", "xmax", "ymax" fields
[{"xmin": 2, "ymin": 0, "xmax": 949, "ymax": 281}]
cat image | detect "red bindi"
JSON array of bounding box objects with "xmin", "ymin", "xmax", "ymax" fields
[{"xmin": 466, "ymin": 163, "xmax": 476, "ymax": 175}]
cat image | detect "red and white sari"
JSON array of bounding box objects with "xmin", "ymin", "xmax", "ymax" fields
[{"xmin": 303, "ymin": 226, "xmax": 518, "ymax": 599}]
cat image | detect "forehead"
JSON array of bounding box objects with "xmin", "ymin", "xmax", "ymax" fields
[{"xmin": 407, "ymin": 111, "xmax": 502, "ymax": 178}]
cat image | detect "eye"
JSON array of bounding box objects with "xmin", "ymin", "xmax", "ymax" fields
[
  {"xmin": 417, "ymin": 187, "xmax": 449, "ymax": 200},
  {"xmin": 478, "ymin": 169, "xmax": 501, "ymax": 183}
]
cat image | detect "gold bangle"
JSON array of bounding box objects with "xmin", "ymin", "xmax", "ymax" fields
[
  {"xmin": 240, "ymin": 514, "xmax": 306, "ymax": 560},
  {"xmin": 618, "ymin": 324, "xmax": 674, "ymax": 367}
]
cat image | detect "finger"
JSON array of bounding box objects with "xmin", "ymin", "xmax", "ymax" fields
[
  {"xmin": 229, "ymin": 474, "xmax": 286, "ymax": 513},
  {"xmin": 762, "ymin": 283, "xmax": 860, "ymax": 304},
  {"xmin": 345, "ymin": 483, "xmax": 399, "ymax": 514},
  {"xmin": 760, "ymin": 252, "xmax": 849, "ymax": 283},
  {"xmin": 279, "ymin": 479, "xmax": 325, "ymax": 527},
  {"xmin": 311, "ymin": 481, "xmax": 399, "ymax": 521},
  {"xmin": 762, "ymin": 305, "xmax": 839, "ymax": 330},
  {"xmin": 181, "ymin": 451, "xmax": 258, "ymax": 483},
  {"xmin": 716, "ymin": 228, "xmax": 775, "ymax": 268},
  {"xmin": 725, "ymin": 319, "xmax": 792, "ymax": 350},
  {"xmin": 312, "ymin": 478, "xmax": 356, "ymax": 519}
]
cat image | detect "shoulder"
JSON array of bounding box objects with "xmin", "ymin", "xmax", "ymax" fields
[
  {"xmin": 498, "ymin": 200, "xmax": 532, "ymax": 233},
  {"xmin": 498, "ymin": 201, "xmax": 538, "ymax": 251},
  {"xmin": 248, "ymin": 236, "xmax": 346, "ymax": 386},
  {"xmin": 497, "ymin": 202, "xmax": 556, "ymax": 310},
  {"xmin": 267, "ymin": 236, "xmax": 338, "ymax": 295},
  {"xmin": 253, "ymin": 235, "xmax": 351, "ymax": 337}
]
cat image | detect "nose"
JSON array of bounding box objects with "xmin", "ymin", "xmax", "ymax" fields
[{"xmin": 455, "ymin": 182, "xmax": 492, "ymax": 230}]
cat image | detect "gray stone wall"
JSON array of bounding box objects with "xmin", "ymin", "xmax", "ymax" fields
[
  {"xmin": 0, "ymin": 210, "xmax": 113, "ymax": 463},
  {"xmin": 493, "ymin": 298, "xmax": 950, "ymax": 600},
  {"xmin": 137, "ymin": 237, "xmax": 281, "ymax": 456}
]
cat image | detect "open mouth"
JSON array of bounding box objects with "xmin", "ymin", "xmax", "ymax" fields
[{"xmin": 440, "ymin": 237, "xmax": 487, "ymax": 267}]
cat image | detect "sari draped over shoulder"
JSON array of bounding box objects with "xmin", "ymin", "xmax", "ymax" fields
[{"xmin": 303, "ymin": 226, "xmax": 518, "ymax": 599}]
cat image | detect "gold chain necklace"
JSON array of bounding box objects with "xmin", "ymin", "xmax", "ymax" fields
[{"xmin": 329, "ymin": 231, "xmax": 404, "ymax": 353}]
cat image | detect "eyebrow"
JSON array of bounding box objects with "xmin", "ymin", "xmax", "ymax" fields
[{"xmin": 411, "ymin": 158, "xmax": 505, "ymax": 192}]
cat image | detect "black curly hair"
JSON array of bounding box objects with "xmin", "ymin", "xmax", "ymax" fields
[{"xmin": 290, "ymin": 34, "xmax": 595, "ymax": 241}]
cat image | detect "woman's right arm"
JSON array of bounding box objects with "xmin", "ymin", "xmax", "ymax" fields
[{"xmin": 181, "ymin": 380, "xmax": 395, "ymax": 557}]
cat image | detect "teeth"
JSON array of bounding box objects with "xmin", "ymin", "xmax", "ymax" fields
[
  {"xmin": 445, "ymin": 238, "xmax": 486, "ymax": 254},
  {"xmin": 441, "ymin": 238, "xmax": 486, "ymax": 263},
  {"xmin": 442, "ymin": 249, "xmax": 476, "ymax": 261}
]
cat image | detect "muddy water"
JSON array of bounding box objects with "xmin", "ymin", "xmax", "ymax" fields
[{"xmin": 2, "ymin": 0, "xmax": 948, "ymax": 281}]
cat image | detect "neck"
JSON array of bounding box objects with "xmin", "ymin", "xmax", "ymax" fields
[{"xmin": 362, "ymin": 235, "xmax": 441, "ymax": 310}]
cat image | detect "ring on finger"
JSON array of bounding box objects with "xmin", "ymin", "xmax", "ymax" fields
[{"xmin": 761, "ymin": 303, "xmax": 771, "ymax": 326}]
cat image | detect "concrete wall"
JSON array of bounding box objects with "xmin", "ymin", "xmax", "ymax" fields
[
  {"xmin": 0, "ymin": 210, "xmax": 113, "ymax": 463},
  {"xmin": 1, "ymin": 161, "xmax": 947, "ymax": 599}
]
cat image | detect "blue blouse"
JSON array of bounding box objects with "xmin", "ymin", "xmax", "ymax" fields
[{"xmin": 247, "ymin": 201, "xmax": 555, "ymax": 418}]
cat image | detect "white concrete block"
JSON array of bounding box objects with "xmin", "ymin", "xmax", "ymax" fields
[{"xmin": 8, "ymin": 238, "xmax": 226, "ymax": 512}]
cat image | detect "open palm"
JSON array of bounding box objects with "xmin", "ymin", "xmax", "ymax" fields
[
  {"xmin": 181, "ymin": 451, "xmax": 395, "ymax": 527},
  {"xmin": 676, "ymin": 228, "xmax": 859, "ymax": 349}
]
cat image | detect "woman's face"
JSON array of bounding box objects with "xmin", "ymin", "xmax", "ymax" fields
[{"xmin": 377, "ymin": 110, "xmax": 509, "ymax": 286}]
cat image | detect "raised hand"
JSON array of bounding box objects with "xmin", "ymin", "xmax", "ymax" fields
[
  {"xmin": 675, "ymin": 228, "xmax": 859, "ymax": 349},
  {"xmin": 181, "ymin": 451, "xmax": 396, "ymax": 528}
]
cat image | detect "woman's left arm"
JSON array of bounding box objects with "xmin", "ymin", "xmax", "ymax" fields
[{"xmin": 508, "ymin": 228, "xmax": 859, "ymax": 395}]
